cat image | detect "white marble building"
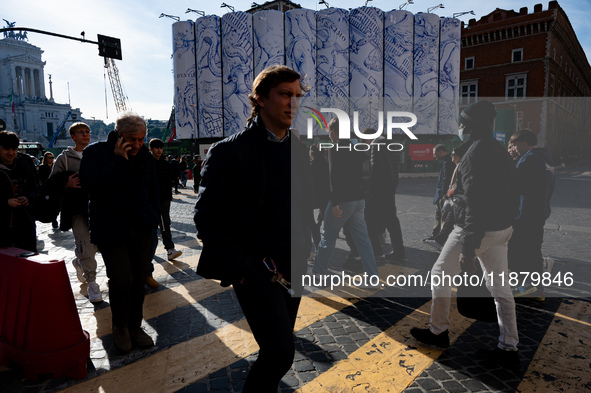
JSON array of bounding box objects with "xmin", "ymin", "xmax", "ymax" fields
[{"xmin": 0, "ymin": 35, "xmax": 81, "ymax": 147}]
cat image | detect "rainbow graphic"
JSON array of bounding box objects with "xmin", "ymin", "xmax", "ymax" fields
[{"xmin": 303, "ymin": 106, "xmax": 328, "ymax": 131}]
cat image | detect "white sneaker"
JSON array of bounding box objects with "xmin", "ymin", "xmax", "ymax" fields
[
  {"xmin": 72, "ymin": 259, "xmax": 86, "ymax": 283},
  {"xmin": 167, "ymin": 249, "xmax": 183, "ymax": 261},
  {"xmin": 88, "ymin": 281, "xmax": 103, "ymax": 303},
  {"xmin": 543, "ymin": 257, "xmax": 555, "ymax": 274},
  {"xmin": 425, "ymin": 239, "xmax": 443, "ymax": 251}
]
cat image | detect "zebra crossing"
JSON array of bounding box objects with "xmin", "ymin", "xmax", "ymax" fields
[{"xmin": 2, "ymin": 181, "xmax": 590, "ymax": 393}]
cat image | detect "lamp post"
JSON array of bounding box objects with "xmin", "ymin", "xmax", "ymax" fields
[
  {"xmin": 399, "ymin": 0, "xmax": 413, "ymax": 10},
  {"xmin": 159, "ymin": 13, "xmax": 180, "ymax": 21},
  {"xmin": 427, "ymin": 4, "xmax": 445, "ymax": 13},
  {"xmin": 221, "ymin": 3, "xmax": 235, "ymax": 12},
  {"xmin": 186, "ymin": 9, "xmax": 205, "ymax": 16},
  {"xmin": 452, "ymin": 11, "xmax": 475, "ymax": 18}
]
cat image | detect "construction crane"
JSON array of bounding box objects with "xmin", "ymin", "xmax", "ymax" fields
[
  {"xmin": 104, "ymin": 58, "xmax": 129, "ymax": 113},
  {"xmin": 48, "ymin": 110, "xmax": 72, "ymax": 148}
]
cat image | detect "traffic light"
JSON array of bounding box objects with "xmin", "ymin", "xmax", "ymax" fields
[{"xmin": 97, "ymin": 34, "xmax": 122, "ymax": 60}]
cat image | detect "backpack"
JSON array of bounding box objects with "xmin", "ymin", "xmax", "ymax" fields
[{"xmin": 33, "ymin": 181, "xmax": 62, "ymax": 223}]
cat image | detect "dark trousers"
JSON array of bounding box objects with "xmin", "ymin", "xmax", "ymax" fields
[
  {"xmin": 159, "ymin": 199, "xmax": 175, "ymax": 250},
  {"xmin": 508, "ymin": 221, "xmax": 545, "ymax": 276},
  {"xmin": 430, "ymin": 199, "xmax": 444, "ymax": 238},
  {"xmin": 98, "ymin": 226, "xmax": 152, "ymax": 330},
  {"xmin": 233, "ymin": 263, "xmax": 301, "ymax": 393},
  {"xmin": 433, "ymin": 210, "xmax": 455, "ymax": 246},
  {"xmin": 348, "ymin": 196, "xmax": 405, "ymax": 258}
]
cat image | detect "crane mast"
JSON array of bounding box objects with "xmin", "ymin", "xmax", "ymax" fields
[{"xmin": 104, "ymin": 58, "xmax": 129, "ymax": 113}]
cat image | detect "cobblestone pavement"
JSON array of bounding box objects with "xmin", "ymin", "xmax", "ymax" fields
[{"xmin": 1, "ymin": 163, "xmax": 590, "ymax": 393}]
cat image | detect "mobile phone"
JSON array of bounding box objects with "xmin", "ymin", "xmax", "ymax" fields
[{"xmin": 18, "ymin": 252, "xmax": 37, "ymax": 258}]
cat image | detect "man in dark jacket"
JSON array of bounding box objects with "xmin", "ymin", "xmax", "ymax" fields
[
  {"xmin": 411, "ymin": 100, "xmax": 522, "ymax": 370},
  {"xmin": 0, "ymin": 131, "xmax": 38, "ymax": 252},
  {"xmin": 508, "ymin": 129, "xmax": 555, "ymax": 297},
  {"xmin": 79, "ymin": 112, "xmax": 160, "ymax": 354},
  {"xmin": 145, "ymin": 138, "xmax": 183, "ymax": 289},
  {"xmin": 195, "ymin": 65, "xmax": 313, "ymax": 393},
  {"xmin": 364, "ymin": 131, "xmax": 406, "ymax": 261},
  {"xmin": 311, "ymin": 118, "xmax": 379, "ymax": 279},
  {"xmin": 425, "ymin": 144, "xmax": 455, "ymax": 248}
]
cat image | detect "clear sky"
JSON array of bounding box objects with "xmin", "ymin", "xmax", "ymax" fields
[{"xmin": 2, "ymin": 0, "xmax": 590, "ymax": 123}]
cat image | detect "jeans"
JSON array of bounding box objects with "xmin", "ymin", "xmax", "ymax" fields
[
  {"xmin": 430, "ymin": 226, "xmax": 518, "ymax": 351},
  {"xmin": 313, "ymin": 200, "xmax": 378, "ymax": 277}
]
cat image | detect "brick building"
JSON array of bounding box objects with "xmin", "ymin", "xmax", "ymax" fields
[{"xmin": 460, "ymin": 1, "xmax": 591, "ymax": 163}]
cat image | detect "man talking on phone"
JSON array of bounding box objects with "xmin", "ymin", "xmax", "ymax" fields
[{"xmin": 79, "ymin": 112, "xmax": 160, "ymax": 353}]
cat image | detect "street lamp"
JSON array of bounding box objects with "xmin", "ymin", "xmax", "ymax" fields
[
  {"xmin": 427, "ymin": 4, "xmax": 445, "ymax": 13},
  {"xmin": 364, "ymin": 0, "xmax": 373, "ymax": 6},
  {"xmin": 221, "ymin": 3, "xmax": 235, "ymax": 12},
  {"xmin": 186, "ymin": 8, "xmax": 205, "ymax": 16},
  {"xmin": 453, "ymin": 10, "xmax": 475, "ymax": 18},
  {"xmin": 319, "ymin": 0, "xmax": 330, "ymax": 8},
  {"xmin": 399, "ymin": 0, "xmax": 413, "ymax": 10},
  {"xmin": 159, "ymin": 13, "xmax": 180, "ymax": 21}
]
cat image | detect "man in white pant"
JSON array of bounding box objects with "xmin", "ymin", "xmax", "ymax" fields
[
  {"xmin": 410, "ymin": 100, "xmax": 522, "ymax": 369},
  {"xmin": 51, "ymin": 122, "xmax": 101, "ymax": 303}
]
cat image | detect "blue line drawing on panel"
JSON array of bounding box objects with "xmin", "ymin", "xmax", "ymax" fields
[
  {"xmin": 384, "ymin": 10, "xmax": 413, "ymax": 123},
  {"xmin": 316, "ymin": 8, "xmax": 349, "ymax": 134},
  {"xmin": 222, "ymin": 12, "xmax": 253, "ymax": 136},
  {"xmin": 350, "ymin": 7, "xmax": 383, "ymax": 131},
  {"xmin": 196, "ymin": 15, "xmax": 224, "ymax": 138},
  {"xmin": 413, "ymin": 13, "xmax": 439, "ymax": 134},
  {"xmin": 253, "ymin": 10, "xmax": 285, "ymax": 76},
  {"xmin": 438, "ymin": 18, "xmax": 461, "ymax": 135},
  {"xmin": 173, "ymin": 21, "xmax": 197, "ymax": 139},
  {"xmin": 285, "ymin": 9, "xmax": 317, "ymax": 135}
]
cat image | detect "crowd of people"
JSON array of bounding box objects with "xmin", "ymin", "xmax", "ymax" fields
[{"xmin": 0, "ymin": 65, "xmax": 557, "ymax": 390}]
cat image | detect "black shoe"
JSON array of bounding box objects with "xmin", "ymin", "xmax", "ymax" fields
[
  {"xmin": 130, "ymin": 327, "xmax": 154, "ymax": 349},
  {"xmin": 477, "ymin": 348, "xmax": 522, "ymax": 370},
  {"xmin": 342, "ymin": 254, "xmax": 362, "ymax": 272},
  {"xmin": 410, "ymin": 327, "xmax": 450, "ymax": 348},
  {"xmin": 112, "ymin": 325, "xmax": 131, "ymax": 353},
  {"xmin": 385, "ymin": 251, "xmax": 406, "ymax": 262}
]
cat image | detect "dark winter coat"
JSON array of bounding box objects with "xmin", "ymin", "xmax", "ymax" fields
[
  {"xmin": 327, "ymin": 141, "xmax": 368, "ymax": 206},
  {"xmin": 434, "ymin": 153, "xmax": 455, "ymax": 204},
  {"xmin": 153, "ymin": 156, "xmax": 173, "ymax": 203},
  {"xmin": 0, "ymin": 155, "xmax": 38, "ymax": 248},
  {"xmin": 454, "ymin": 135, "xmax": 520, "ymax": 257},
  {"xmin": 79, "ymin": 131, "xmax": 160, "ymax": 246},
  {"xmin": 515, "ymin": 147, "xmax": 555, "ymax": 225},
  {"xmin": 194, "ymin": 116, "xmax": 313, "ymax": 287},
  {"xmin": 369, "ymin": 136, "xmax": 400, "ymax": 198}
]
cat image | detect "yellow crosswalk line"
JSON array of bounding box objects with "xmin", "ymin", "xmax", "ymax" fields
[
  {"xmin": 517, "ymin": 299, "xmax": 591, "ymax": 392},
  {"xmin": 296, "ymin": 301, "xmax": 473, "ymax": 393},
  {"xmin": 60, "ymin": 290, "xmax": 361, "ymax": 392},
  {"xmin": 79, "ymin": 277, "xmax": 226, "ymax": 341}
]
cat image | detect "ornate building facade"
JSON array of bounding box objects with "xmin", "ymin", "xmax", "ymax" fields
[
  {"xmin": 0, "ymin": 31, "xmax": 81, "ymax": 147},
  {"xmin": 460, "ymin": 1, "xmax": 591, "ymax": 163}
]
